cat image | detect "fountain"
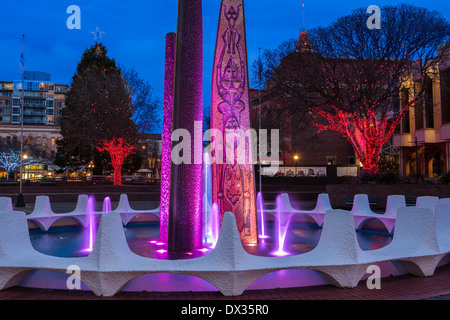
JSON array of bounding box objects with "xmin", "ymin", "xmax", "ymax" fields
[
  {"xmin": 1, "ymin": 0, "xmax": 449, "ymax": 298},
  {"xmin": 257, "ymin": 192, "xmax": 269, "ymax": 239},
  {"xmin": 103, "ymin": 197, "xmax": 112, "ymax": 214},
  {"xmin": 83, "ymin": 196, "xmax": 96, "ymax": 253},
  {"xmin": 273, "ymin": 195, "xmax": 293, "ymax": 256}
]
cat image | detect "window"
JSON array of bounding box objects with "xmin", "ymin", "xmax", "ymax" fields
[
  {"xmin": 0, "ymin": 116, "xmax": 10, "ymax": 123},
  {"xmin": 327, "ymin": 157, "xmax": 337, "ymax": 165},
  {"xmin": 0, "ymin": 108, "xmax": 10, "ymax": 114},
  {"xmin": 424, "ymin": 77, "xmax": 434, "ymax": 129},
  {"xmin": 348, "ymin": 156, "xmax": 356, "ymax": 165},
  {"xmin": 441, "ymin": 68, "xmax": 450, "ymax": 124},
  {"xmin": 414, "ymin": 82, "xmax": 424, "ymax": 130}
]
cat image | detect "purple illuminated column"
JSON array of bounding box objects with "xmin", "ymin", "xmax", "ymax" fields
[
  {"xmin": 160, "ymin": 32, "xmax": 176, "ymax": 244},
  {"xmin": 211, "ymin": 0, "xmax": 258, "ymax": 245},
  {"xmin": 168, "ymin": 0, "xmax": 203, "ymax": 253}
]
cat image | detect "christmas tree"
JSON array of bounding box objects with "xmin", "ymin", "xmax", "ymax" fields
[{"xmin": 59, "ymin": 43, "xmax": 138, "ymax": 185}]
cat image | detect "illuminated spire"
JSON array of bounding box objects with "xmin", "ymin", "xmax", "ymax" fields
[
  {"xmin": 302, "ymin": 0, "xmax": 305, "ymax": 32},
  {"xmin": 296, "ymin": 1, "xmax": 313, "ymax": 53}
]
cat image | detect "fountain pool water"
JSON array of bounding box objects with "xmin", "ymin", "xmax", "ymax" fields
[
  {"xmin": 29, "ymin": 212, "xmax": 393, "ymax": 259},
  {"xmin": 24, "ymin": 216, "xmax": 393, "ymax": 293}
]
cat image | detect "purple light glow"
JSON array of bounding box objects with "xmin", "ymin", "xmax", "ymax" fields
[
  {"xmin": 274, "ymin": 194, "xmax": 292, "ymax": 256},
  {"xmin": 210, "ymin": 202, "xmax": 220, "ymax": 248},
  {"xmin": 102, "ymin": 197, "xmax": 111, "ymax": 214},
  {"xmin": 84, "ymin": 196, "xmax": 96, "ymax": 252},
  {"xmin": 257, "ymin": 192, "xmax": 269, "ymax": 239},
  {"xmin": 167, "ymin": 0, "xmax": 204, "ymax": 253},
  {"xmin": 160, "ymin": 32, "xmax": 177, "ymax": 244}
]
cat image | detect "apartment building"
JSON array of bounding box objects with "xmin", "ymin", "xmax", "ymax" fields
[
  {"xmin": 0, "ymin": 72, "xmax": 68, "ymax": 167},
  {"xmin": 393, "ymin": 48, "xmax": 450, "ymax": 178}
]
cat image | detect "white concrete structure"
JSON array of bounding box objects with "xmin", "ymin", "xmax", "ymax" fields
[
  {"xmin": 0, "ymin": 194, "xmax": 449, "ymax": 297},
  {"xmin": 264, "ymin": 193, "xmax": 331, "ymax": 227},
  {"xmin": 111, "ymin": 194, "xmax": 160, "ymax": 225},
  {"xmin": 26, "ymin": 194, "xmax": 160, "ymax": 231},
  {"xmin": 351, "ymin": 194, "xmax": 404, "ymax": 234},
  {"xmin": 416, "ymin": 196, "xmax": 440, "ymax": 211},
  {"xmin": 27, "ymin": 195, "xmax": 97, "ymax": 231}
]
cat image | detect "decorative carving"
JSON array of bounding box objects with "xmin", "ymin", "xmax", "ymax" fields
[{"xmin": 211, "ymin": 0, "xmax": 257, "ymax": 244}]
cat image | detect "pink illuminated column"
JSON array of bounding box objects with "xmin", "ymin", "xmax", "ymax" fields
[
  {"xmin": 160, "ymin": 32, "xmax": 176, "ymax": 244},
  {"xmin": 168, "ymin": 0, "xmax": 204, "ymax": 253},
  {"xmin": 211, "ymin": 0, "xmax": 258, "ymax": 245}
]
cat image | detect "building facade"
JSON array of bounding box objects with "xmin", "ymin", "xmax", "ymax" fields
[
  {"xmin": 250, "ymin": 32, "xmax": 357, "ymax": 173},
  {"xmin": 393, "ymin": 48, "xmax": 450, "ymax": 178},
  {"xmin": 0, "ymin": 72, "xmax": 68, "ymax": 179}
]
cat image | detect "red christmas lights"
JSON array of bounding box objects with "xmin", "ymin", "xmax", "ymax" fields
[
  {"xmin": 311, "ymin": 97, "xmax": 417, "ymax": 174},
  {"xmin": 97, "ymin": 137, "xmax": 135, "ymax": 186}
]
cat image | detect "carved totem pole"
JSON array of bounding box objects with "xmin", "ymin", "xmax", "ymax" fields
[{"xmin": 211, "ymin": 0, "xmax": 258, "ymax": 245}]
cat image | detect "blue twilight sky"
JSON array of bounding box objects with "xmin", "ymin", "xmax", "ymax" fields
[{"xmin": 1, "ymin": 0, "xmax": 449, "ymax": 132}]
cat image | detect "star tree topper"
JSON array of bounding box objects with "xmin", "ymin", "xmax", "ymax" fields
[{"xmin": 91, "ymin": 27, "xmax": 106, "ymax": 42}]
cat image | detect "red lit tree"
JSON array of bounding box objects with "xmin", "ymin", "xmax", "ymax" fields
[
  {"xmin": 60, "ymin": 43, "xmax": 138, "ymax": 185},
  {"xmin": 259, "ymin": 4, "xmax": 450, "ymax": 174},
  {"xmin": 97, "ymin": 138, "xmax": 135, "ymax": 186}
]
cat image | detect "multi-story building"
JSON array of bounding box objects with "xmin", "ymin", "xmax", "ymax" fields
[
  {"xmin": 393, "ymin": 48, "xmax": 450, "ymax": 178},
  {"xmin": 250, "ymin": 31, "xmax": 357, "ymax": 175},
  {"xmin": 0, "ymin": 72, "xmax": 68, "ymax": 179}
]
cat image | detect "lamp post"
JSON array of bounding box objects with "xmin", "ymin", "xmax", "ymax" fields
[
  {"xmin": 294, "ymin": 155, "xmax": 299, "ymax": 166},
  {"xmin": 16, "ymin": 34, "xmax": 26, "ymax": 208}
]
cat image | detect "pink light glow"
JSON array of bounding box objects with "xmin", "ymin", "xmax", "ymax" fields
[
  {"xmin": 102, "ymin": 197, "xmax": 111, "ymax": 214},
  {"xmin": 84, "ymin": 196, "xmax": 96, "ymax": 253},
  {"xmin": 272, "ymin": 250, "xmax": 289, "ymax": 257},
  {"xmin": 160, "ymin": 32, "xmax": 176, "ymax": 244},
  {"xmin": 210, "ymin": 203, "xmax": 220, "ymax": 248},
  {"xmin": 257, "ymin": 192, "xmax": 268, "ymax": 239},
  {"xmin": 274, "ymin": 195, "xmax": 292, "ymax": 256},
  {"xmin": 167, "ymin": 0, "xmax": 204, "ymax": 253}
]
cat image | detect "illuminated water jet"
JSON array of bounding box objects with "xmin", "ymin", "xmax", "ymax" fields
[
  {"xmin": 102, "ymin": 197, "xmax": 112, "ymax": 214},
  {"xmin": 257, "ymin": 192, "xmax": 269, "ymax": 239},
  {"xmin": 273, "ymin": 194, "xmax": 293, "ymax": 256}
]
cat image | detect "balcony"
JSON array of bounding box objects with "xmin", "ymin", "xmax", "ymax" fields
[
  {"xmin": 415, "ymin": 129, "xmax": 439, "ymax": 144},
  {"xmin": 393, "ymin": 133, "xmax": 413, "ymax": 148},
  {"xmin": 439, "ymin": 122, "xmax": 450, "ymax": 141},
  {"xmin": 24, "ymin": 103, "xmax": 46, "ymax": 109},
  {"xmin": 24, "ymin": 114, "xmax": 45, "ymax": 121},
  {"xmin": 24, "ymin": 110, "xmax": 46, "ymax": 116}
]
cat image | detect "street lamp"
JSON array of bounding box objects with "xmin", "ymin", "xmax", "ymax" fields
[{"xmin": 294, "ymin": 155, "xmax": 299, "ymax": 166}]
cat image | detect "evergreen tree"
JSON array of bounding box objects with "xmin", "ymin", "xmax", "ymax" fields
[{"xmin": 59, "ymin": 43, "xmax": 138, "ymax": 185}]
